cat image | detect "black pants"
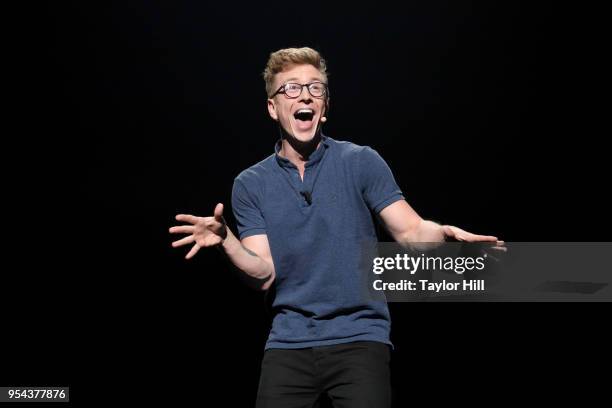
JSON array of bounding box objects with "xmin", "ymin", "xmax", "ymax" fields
[{"xmin": 256, "ymin": 341, "xmax": 391, "ymax": 408}]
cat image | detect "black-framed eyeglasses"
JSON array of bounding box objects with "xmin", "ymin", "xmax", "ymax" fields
[{"xmin": 271, "ymin": 82, "xmax": 328, "ymax": 99}]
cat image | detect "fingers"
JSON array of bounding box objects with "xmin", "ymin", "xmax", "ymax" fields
[
  {"xmin": 490, "ymin": 245, "xmax": 508, "ymax": 252},
  {"xmin": 185, "ymin": 243, "xmax": 200, "ymax": 260},
  {"xmin": 175, "ymin": 214, "xmax": 200, "ymax": 224},
  {"xmin": 214, "ymin": 203, "xmax": 224, "ymax": 222},
  {"xmin": 490, "ymin": 240, "xmax": 507, "ymax": 252},
  {"xmin": 172, "ymin": 235, "xmax": 194, "ymax": 248},
  {"xmin": 468, "ymin": 234, "xmax": 498, "ymax": 242},
  {"xmin": 444, "ymin": 226, "xmax": 500, "ymax": 243},
  {"xmin": 169, "ymin": 225, "xmax": 195, "ymax": 234}
]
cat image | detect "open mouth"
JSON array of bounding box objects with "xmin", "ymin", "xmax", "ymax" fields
[
  {"xmin": 293, "ymin": 108, "xmax": 315, "ymax": 122},
  {"xmin": 292, "ymin": 108, "xmax": 317, "ymax": 133}
]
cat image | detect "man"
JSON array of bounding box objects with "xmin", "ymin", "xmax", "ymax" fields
[{"xmin": 170, "ymin": 47, "xmax": 503, "ymax": 407}]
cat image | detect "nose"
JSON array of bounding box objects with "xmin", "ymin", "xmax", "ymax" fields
[
  {"xmin": 298, "ymin": 86, "xmax": 313, "ymax": 102},
  {"xmin": 298, "ymin": 85, "xmax": 313, "ymax": 103}
]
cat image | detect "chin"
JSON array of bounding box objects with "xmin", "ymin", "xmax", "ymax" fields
[
  {"xmin": 293, "ymin": 131, "xmax": 316, "ymax": 142},
  {"xmin": 280, "ymin": 117, "xmax": 320, "ymax": 143},
  {"xmin": 292, "ymin": 121, "xmax": 320, "ymax": 141}
]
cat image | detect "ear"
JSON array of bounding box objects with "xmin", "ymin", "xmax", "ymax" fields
[{"xmin": 267, "ymin": 98, "xmax": 278, "ymax": 121}]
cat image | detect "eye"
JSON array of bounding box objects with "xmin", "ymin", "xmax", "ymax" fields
[
  {"xmin": 310, "ymin": 83, "xmax": 324, "ymax": 92},
  {"xmin": 285, "ymin": 83, "xmax": 301, "ymax": 92}
]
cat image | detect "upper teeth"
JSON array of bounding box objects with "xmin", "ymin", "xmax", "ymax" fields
[{"xmin": 297, "ymin": 109, "xmax": 313, "ymax": 114}]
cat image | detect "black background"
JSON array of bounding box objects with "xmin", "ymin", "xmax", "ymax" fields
[{"xmin": 5, "ymin": 1, "xmax": 609, "ymax": 405}]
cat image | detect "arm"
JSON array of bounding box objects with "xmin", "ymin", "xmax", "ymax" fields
[
  {"xmin": 357, "ymin": 146, "xmax": 503, "ymax": 248},
  {"xmin": 221, "ymin": 231, "xmax": 276, "ymax": 291},
  {"xmin": 378, "ymin": 199, "xmax": 502, "ymax": 247},
  {"xmin": 170, "ymin": 203, "xmax": 275, "ymax": 291}
]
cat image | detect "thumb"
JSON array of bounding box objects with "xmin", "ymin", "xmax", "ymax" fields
[
  {"xmin": 442, "ymin": 225, "xmax": 454, "ymax": 237},
  {"xmin": 214, "ymin": 203, "xmax": 224, "ymax": 222}
]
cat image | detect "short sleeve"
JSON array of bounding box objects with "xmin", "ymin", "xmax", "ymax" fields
[
  {"xmin": 359, "ymin": 146, "xmax": 404, "ymax": 213},
  {"xmin": 231, "ymin": 177, "xmax": 267, "ymax": 239}
]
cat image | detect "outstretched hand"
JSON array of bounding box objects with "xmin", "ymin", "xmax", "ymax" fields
[
  {"xmin": 169, "ymin": 203, "xmax": 228, "ymax": 259},
  {"xmin": 442, "ymin": 225, "xmax": 506, "ymax": 251}
]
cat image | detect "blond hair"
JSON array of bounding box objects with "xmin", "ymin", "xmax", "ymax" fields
[{"xmin": 263, "ymin": 47, "xmax": 328, "ymax": 97}]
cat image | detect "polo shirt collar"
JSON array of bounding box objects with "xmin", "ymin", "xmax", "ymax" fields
[{"xmin": 274, "ymin": 133, "xmax": 330, "ymax": 169}]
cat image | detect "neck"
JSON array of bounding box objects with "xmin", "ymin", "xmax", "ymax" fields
[{"xmin": 278, "ymin": 127, "xmax": 322, "ymax": 167}]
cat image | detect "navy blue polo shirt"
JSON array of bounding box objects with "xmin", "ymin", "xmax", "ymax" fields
[{"xmin": 231, "ymin": 134, "xmax": 404, "ymax": 350}]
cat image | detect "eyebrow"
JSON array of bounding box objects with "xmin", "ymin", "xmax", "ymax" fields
[{"xmin": 284, "ymin": 77, "xmax": 324, "ymax": 83}]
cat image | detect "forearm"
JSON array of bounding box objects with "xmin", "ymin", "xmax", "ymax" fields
[{"xmin": 219, "ymin": 228, "xmax": 274, "ymax": 280}]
